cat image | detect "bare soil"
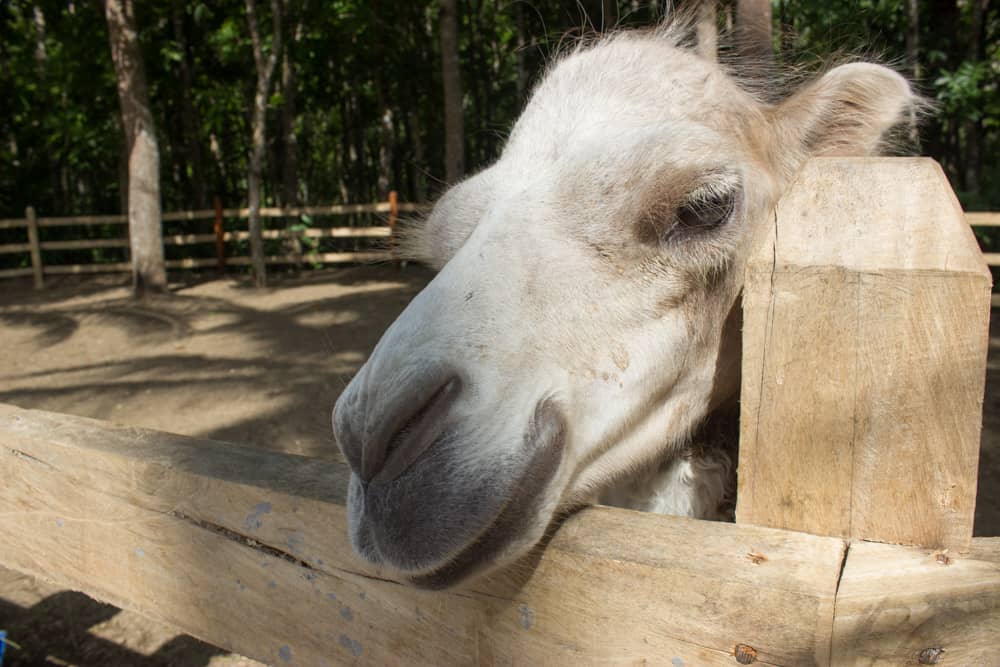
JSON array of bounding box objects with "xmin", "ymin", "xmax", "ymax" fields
[{"xmin": 0, "ymin": 264, "xmax": 997, "ymax": 666}]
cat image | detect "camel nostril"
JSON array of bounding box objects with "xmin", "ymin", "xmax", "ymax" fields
[
  {"xmin": 369, "ymin": 377, "xmax": 462, "ymax": 483},
  {"xmin": 333, "ymin": 371, "xmax": 463, "ymax": 484}
]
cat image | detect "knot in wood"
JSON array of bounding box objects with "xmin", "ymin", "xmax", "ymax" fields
[
  {"xmin": 918, "ymin": 647, "xmax": 945, "ymax": 664},
  {"xmin": 734, "ymin": 643, "xmax": 758, "ymax": 664}
]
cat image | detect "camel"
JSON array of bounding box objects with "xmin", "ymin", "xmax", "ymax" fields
[{"xmin": 333, "ymin": 21, "xmax": 918, "ymax": 589}]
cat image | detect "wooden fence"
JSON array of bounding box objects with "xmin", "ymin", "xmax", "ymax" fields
[
  {"xmin": 0, "ymin": 192, "xmax": 427, "ymax": 288},
  {"xmin": 0, "ymin": 159, "xmax": 997, "ymax": 665}
]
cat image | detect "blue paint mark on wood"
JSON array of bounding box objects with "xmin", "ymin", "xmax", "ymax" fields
[
  {"xmin": 518, "ymin": 605, "xmax": 534, "ymax": 629},
  {"xmin": 326, "ymin": 592, "xmax": 337, "ymax": 602},
  {"xmin": 286, "ymin": 532, "xmax": 304, "ymax": 554},
  {"xmin": 56, "ymin": 518, "xmax": 63, "ymax": 528},
  {"xmin": 278, "ymin": 645, "xmax": 292, "ymax": 662},
  {"xmin": 339, "ymin": 635, "xmax": 362, "ymax": 657},
  {"xmin": 672, "ymin": 657, "xmax": 685, "ymax": 667},
  {"xmin": 268, "ymin": 580, "xmax": 277, "ymax": 590},
  {"xmin": 134, "ymin": 547, "xmax": 144, "ymax": 558},
  {"xmin": 245, "ymin": 502, "xmax": 272, "ymax": 532},
  {"xmin": 359, "ymin": 592, "xmax": 366, "ymax": 601},
  {"xmin": 340, "ymin": 606, "xmax": 353, "ymax": 621}
]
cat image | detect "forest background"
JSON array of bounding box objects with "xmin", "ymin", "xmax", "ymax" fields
[{"xmin": 1, "ymin": 0, "xmax": 997, "ymax": 278}]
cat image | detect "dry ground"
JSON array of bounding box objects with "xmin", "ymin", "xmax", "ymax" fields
[{"xmin": 0, "ymin": 265, "xmax": 997, "ymax": 666}]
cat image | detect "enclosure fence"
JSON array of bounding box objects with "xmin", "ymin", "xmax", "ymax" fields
[
  {"xmin": 0, "ymin": 200, "xmax": 997, "ymax": 289},
  {"xmin": 0, "ymin": 192, "xmax": 428, "ymax": 288},
  {"xmin": 0, "ymin": 158, "xmax": 996, "ymax": 665}
]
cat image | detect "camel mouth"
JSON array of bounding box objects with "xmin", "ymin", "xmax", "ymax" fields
[{"xmin": 347, "ymin": 399, "xmax": 567, "ymax": 588}]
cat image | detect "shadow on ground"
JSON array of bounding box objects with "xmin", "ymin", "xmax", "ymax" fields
[{"xmin": 0, "ymin": 592, "xmax": 224, "ymax": 667}]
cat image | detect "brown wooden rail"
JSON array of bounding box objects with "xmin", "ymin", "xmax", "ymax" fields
[{"xmin": 0, "ymin": 194, "xmax": 429, "ymax": 287}]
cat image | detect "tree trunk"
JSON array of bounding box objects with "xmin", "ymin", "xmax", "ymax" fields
[
  {"xmin": 106, "ymin": 0, "xmax": 166, "ymax": 296},
  {"xmin": 735, "ymin": 0, "xmax": 774, "ymax": 68},
  {"xmin": 246, "ymin": 0, "xmax": 282, "ymax": 288},
  {"xmin": 281, "ymin": 4, "xmax": 306, "ymax": 208},
  {"xmin": 515, "ymin": 2, "xmax": 528, "ymax": 101},
  {"xmin": 440, "ymin": 0, "xmax": 464, "ymax": 183},
  {"xmin": 372, "ymin": 0, "xmax": 395, "ymax": 201},
  {"xmin": 170, "ymin": 0, "xmax": 207, "ymax": 209},
  {"xmin": 905, "ymin": 0, "xmax": 920, "ymax": 147},
  {"xmin": 962, "ymin": 0, "xmax": 987, "ymax": 194}
]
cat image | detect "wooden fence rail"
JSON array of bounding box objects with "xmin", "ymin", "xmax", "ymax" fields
[
  {"xmin": 0, "ymin": 194, "xmax": 428, "ymax": 287},
  {"xmin": 1, "ymin": 404, "xmax": 996, "ymax": 666}
]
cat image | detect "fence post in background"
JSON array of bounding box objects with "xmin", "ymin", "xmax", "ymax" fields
[
  {"xmin": 25, "ymin": 206, "xmax": 43, "ymax": 289},
  {"xmin": 213, "ymin": 196, "xmax": 226, "ymax": 273},
  {"xmin": 388, "ymin": 190, "xmax": 399, "ymax": 232}
]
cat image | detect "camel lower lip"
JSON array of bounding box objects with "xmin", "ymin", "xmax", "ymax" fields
[
  {"xmin": 408, "ymin": 400, "xmax": 568, "ymax": 589},
  {"xmin": 351, "ymin": 399, "xmax": 568, "ymax": 588}
]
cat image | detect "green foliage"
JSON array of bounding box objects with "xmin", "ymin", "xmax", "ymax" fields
[{"xmin": 0, "ymin": 0, "xmax": 997, "ymax": 227}]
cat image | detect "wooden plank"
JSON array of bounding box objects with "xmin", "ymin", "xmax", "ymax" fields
[
  {"xmin": 31, "ymin": 202, "xmax": 427, "ymax": 228},
  {"xmin": 831, "ymin": 538, "xmax": 1000, "ymax": 666},
  {"xmin": 26, "ymin": 206, "xmax": 43, "ymax": 289},
  {"xmin": 0, "ymin": 267, "xmax": 35, "ymax": 278},
  {"xmin": 40, "ymin": 238, "xmax": 130, "ymax": 250},
  {"xmin": 0, "ymin": 404, "xmax": 847, "ymax": 666},
  {"xmin": 0, "ymin": 218, "xmax": 28, "ymax": 229},
  {"xmin": 967, "ymin": 211, "xmax": 1000, "ymax": 227},
  {"xmin": 982, "ymin": 252, "xmax": 1000, "ymax": 266},
  {"xmin": 737, "ymin": 158, "xmax": 991, "ymax": 552},
  {"xmin": 44, "ymin": 262, "xmax": 132, "ymax": 274},
  {"xmin": 38, "ymin": 214, "xmax": 128, "ymax": 227},
  {"xmin": 164, "ymin": 257, "xmax": 221, "ymax": 269},
  {"xmin": 0, "ymin": 243, "xmax": 31, "ymax": 254}
]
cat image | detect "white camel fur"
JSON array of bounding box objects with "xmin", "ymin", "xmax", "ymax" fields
[{"xmin": 333, "ymin": 20, "xmax": 918, "ymax": 588}]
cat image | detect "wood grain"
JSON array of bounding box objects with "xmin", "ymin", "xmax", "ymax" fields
[
  {"xmin": 831, "ymin": 538, "xmax": 1000, "ymax": 666},
  {"xmin": 0, "ymin": 404, "xmax": 847, "ymax": 666},
  {"xmin": 737, "ymin": 158, "xmax": 991, "ymax": 552}
]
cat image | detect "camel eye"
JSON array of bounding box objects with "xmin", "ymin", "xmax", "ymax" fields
[{"xmin": 673, "ymin": 187, "xmax": 736, "ymax": 238}]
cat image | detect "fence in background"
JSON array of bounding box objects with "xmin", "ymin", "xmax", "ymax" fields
[
  {"xmin": 0, "ymin": 192, "xmax": 428, "ymax": 288},
  {"xmin": 0, "ymin": 200, "xmax": 997, "ymax": 289}
]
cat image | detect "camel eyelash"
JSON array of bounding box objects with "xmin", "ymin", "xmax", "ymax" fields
[{"xmin": 663, "ymin": 176, "xmax": 741, "ymax": 244}]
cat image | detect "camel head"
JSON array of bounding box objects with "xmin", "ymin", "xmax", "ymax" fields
[{"xmin": 333, "ymin": 26, "xmax": 917, "ymax": 588}]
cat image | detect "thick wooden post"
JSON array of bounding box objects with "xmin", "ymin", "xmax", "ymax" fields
[
  {"xmin": 737, "ymin": 158, "xmax": 991, "ymax": 552},
  {"xmin": 25, "ymin": 206, "xmax": 43, "ymax": 289},
  {"xmin": 213, "ymin": 196, "xmax": 226, "ymax": 273}
]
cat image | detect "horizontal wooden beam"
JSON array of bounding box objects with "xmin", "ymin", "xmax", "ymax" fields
[
  {"xmin": 0, "ymin": 267, "xmax": 34, "ymax": 278},
  {"xmin": 162, "ymin": 226, "xmax": 393, "ymax": 246},
  {"xmin": 41, "ymin": 238, "xmax": 130, "ymax": 251},
  {"xmin": 43, "ymin": 262, "xmax": 133, "ymax": 274},
  {"xmin": 1, "ymin": 405, "xmax": 995, "ymax": 665},
  {"xmin": 968, "ymin": 211, "xmax": 1000, "ymax": 227},
  {"xmin": 29, "ymin": 202, "xmax": 428, "ymax": 227},
  {"xmin": 0, "ymin": 404, "xmax": 845, "ymax": 666},
  {"xmin": 832, "ymin": 539, "xmax": 1000, "ymax": 665}
]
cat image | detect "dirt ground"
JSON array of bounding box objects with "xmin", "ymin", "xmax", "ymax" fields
[{"xmin": 0, "ymin": 264, "xmax": 998, "ymax": 666}]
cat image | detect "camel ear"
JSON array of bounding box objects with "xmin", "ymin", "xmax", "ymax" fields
[{"xmin": 775, "ymin": 63, "xmax": 918, "ymax": 158}]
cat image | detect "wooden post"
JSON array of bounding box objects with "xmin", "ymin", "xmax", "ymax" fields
[
  {"xmin": 388, "ymin": 190, "xmax": 399, "ymax": 232},
  {"xmin": 213, "ymin": 196, "xmax": 226, "ymax": 273},
  {"xmin": 737, "ymin": 158, "xmax": 991, "ymax": 553},
  {"xmin": 25, "ymin": 206, "xmax": 43, "ymax": 289}
]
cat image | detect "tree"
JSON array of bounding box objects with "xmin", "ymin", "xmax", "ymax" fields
[
  {"xmin": 105, "ymin": 0, "xmax": 167, "ymax": 295},
  {"xmin": 440, "ymin": 0, "xmax": 464, "ymax": 183},
  {"xmin": 246, "ymin": 0, "xmax": 282, "ymax": 287},
  {"xmin": 736, "ymin": 0, "xmax": 774, "ymax": 68}
]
